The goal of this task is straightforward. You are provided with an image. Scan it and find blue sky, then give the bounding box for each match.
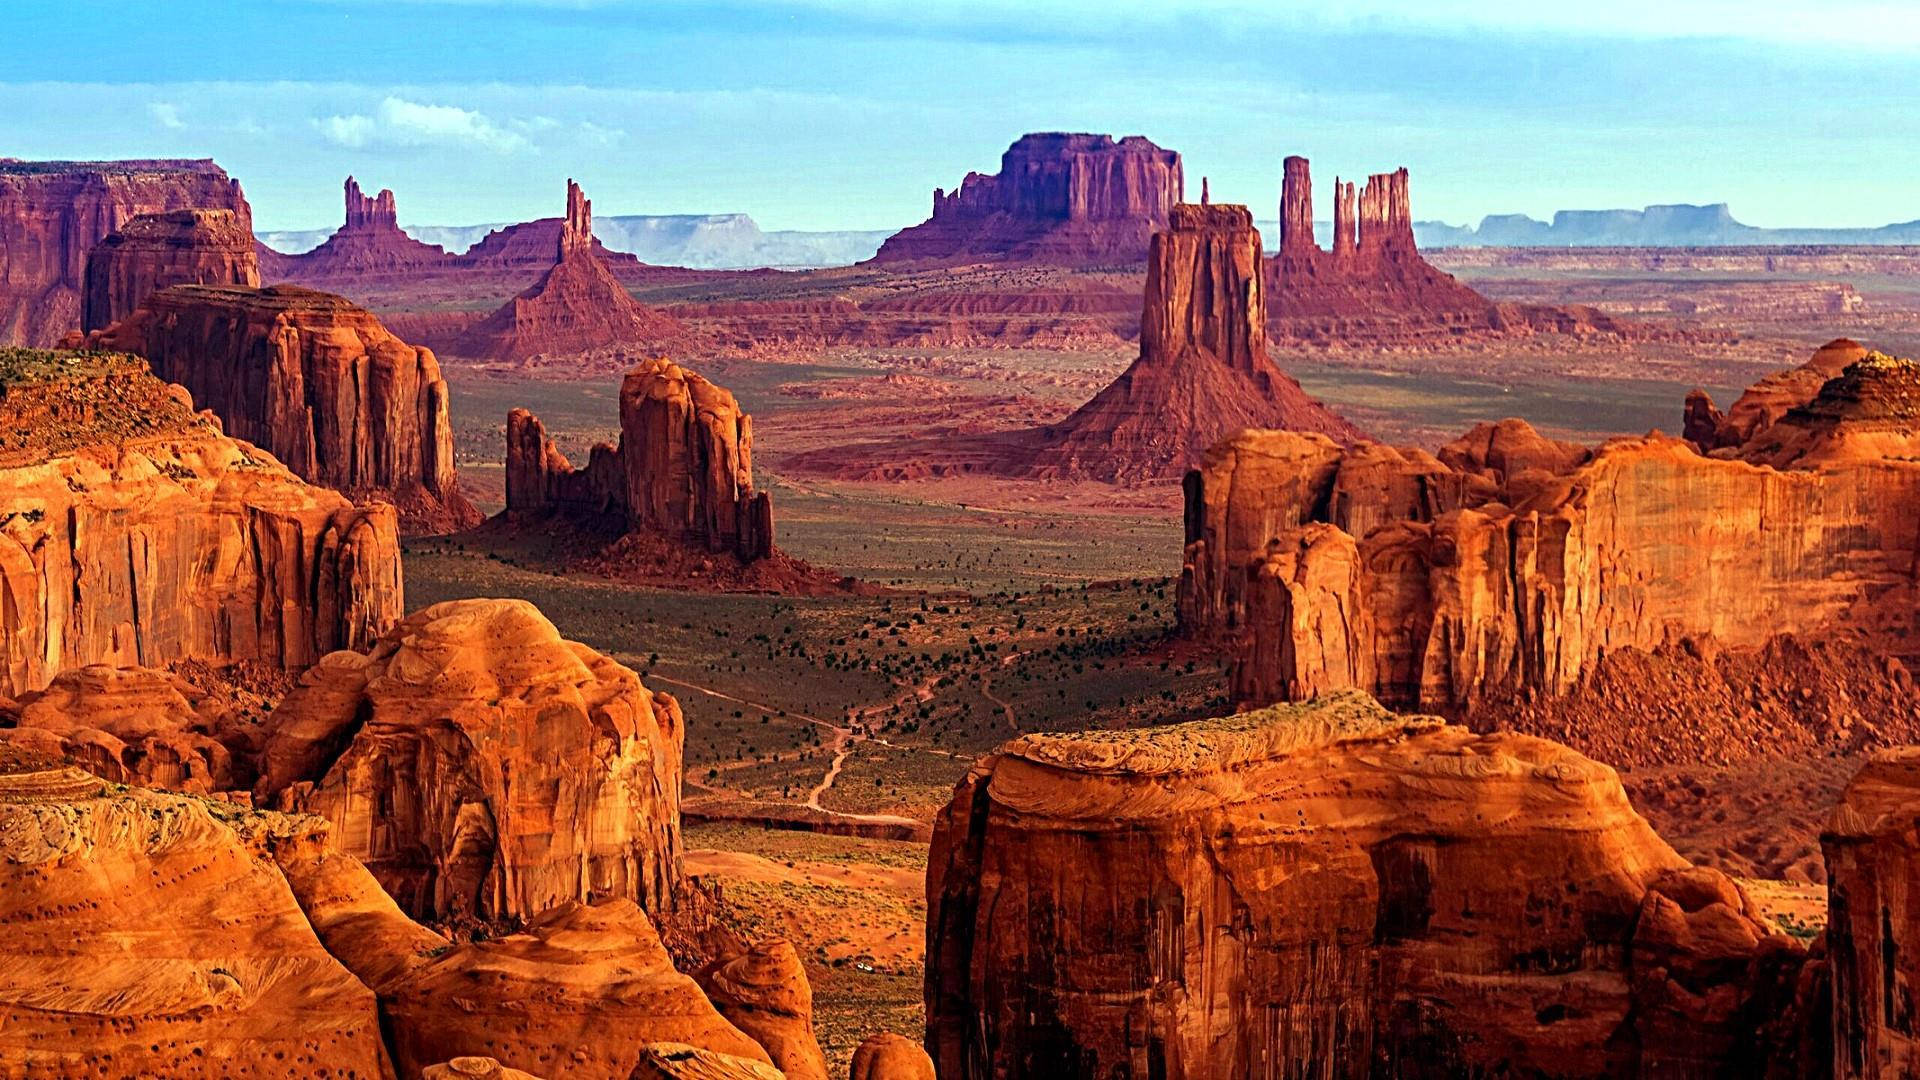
[5,0,1917,232]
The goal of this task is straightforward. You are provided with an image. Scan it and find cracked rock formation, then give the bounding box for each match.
[1179,345,1920,712]
[85,282,480,535]
[926,690,1813,1078]
[80,208,258,332]
[0,349,402,698]
[697,939,828,1080]
[0,158,249,346]
[255,597,684,924]
[868,132,1183,267]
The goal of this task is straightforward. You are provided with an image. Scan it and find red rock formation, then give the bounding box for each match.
[0,754,394,1076]
[1007,203,1364,481]
[81,209,257,332]
[0,158,249,345]
[868,133,1183,267]
[507,358,775,562]
[1687,337,1869,452]
[2,665,253,793]
[426,1059,546,1080]
[454,180,683,362]
[256,598,683,924]
[269,176,456,281]
[631,1044,787,1080]
[0,350,402,697]
[1826,748,1920,1077]
[86,282,480,534]
[1180,344,1920,713]
[696,940,829,1080]
[926,691,1814,1078]
[850,1034,936,1080]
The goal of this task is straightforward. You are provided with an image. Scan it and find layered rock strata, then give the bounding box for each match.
[0,350,402,697]
[869,132,1183,267]
[80,208,258,332]
[85,282,480,534]
[0,158,249,345]
[255,598,683,924]
[697,939,829,1080]
[2,664,252,793]
[926,691,1813,1078]
[1180,346,1920,711]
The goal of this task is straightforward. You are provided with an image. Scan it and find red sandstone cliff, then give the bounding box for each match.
[0,158,249,346]
[267,176,455,281]
[1826,749,1920,1077]
[86,282,480,534]
[0,350,402,698]
[454,180,683,362]
[81,208,258,332]
[868,133,1183,267]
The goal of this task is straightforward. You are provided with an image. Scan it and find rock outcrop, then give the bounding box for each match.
[425,1059,547,1080]
[1826,748,1920,1078]
[926,690,1813,1078]
[0,158,249,346]
[1180,344,1920,712]
[0,349,402,697]
[1686,337,1872,454]
[84,282,480,534]
[80,208,258,332]
[630,1044,786,1080]
[850,1033,936,1080]
[868,133,1183,267]
[2,664,253,793]
[255,598,683,924]
[697,940,828,1080]
[453,180,683,362]
[0,751,394,1076]
[268,176,456,281]
[507,358,775,561]
[1008,203,1363,480]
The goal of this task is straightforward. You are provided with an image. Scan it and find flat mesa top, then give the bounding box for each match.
[0,157,227,177]
[0,347,145,389]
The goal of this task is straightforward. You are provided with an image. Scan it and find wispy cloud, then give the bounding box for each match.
[147,101,184,129]
[317,95,526,152]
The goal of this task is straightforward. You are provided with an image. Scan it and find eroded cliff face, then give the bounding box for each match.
[266,176,456,281]
[1180,347,1920,712]
[85,282,480,535]
[1010,203,1363,481]
[0,351,403,697]
[0,158,249,346]
[1826,749,1920,1078]
[255,598,684,925]
[507,357,775,562]
[869,132,1183,267]
[926,691,1814,1079]
[81,208,258,332]
[2,664,255,793]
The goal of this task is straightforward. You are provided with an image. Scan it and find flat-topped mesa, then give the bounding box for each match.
[0,348,402,696]
[81,208,258,332]
[0,158,250,346]
[1008,202,1363,481]
[508,358,775,561]
[84,283,480,534]
[269,176,455,280]
[926,690,1814,1078]
[342,175,397,230]
[1181,340,1920,714]
[867,132,1183,266]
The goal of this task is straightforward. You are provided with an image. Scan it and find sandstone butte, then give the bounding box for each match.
[253,597,684,926]
[0,158,249,346]
[867,132,1183,267]
[1009,203,1364,481]
[926,689,1820,1078]
[1177,340,1920,713]
[260,176,456,282]
[0,348,402,698]
[453,179,683,362]
[83,282,482,535]
[80,208,258,332]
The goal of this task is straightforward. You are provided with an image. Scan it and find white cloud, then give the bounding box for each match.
[317,95,526,152]
[148,102,184,129]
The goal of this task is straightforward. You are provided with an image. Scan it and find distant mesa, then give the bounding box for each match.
[453,179,685,362]
[867,132,1183,267]
[1424,201,1920,247]
[0,158,249,346]
[81,208,258,332]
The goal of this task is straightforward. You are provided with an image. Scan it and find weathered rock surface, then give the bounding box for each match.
[454,181,683,362]
[869,133,1182,267]
[1687,337,1869,453]
[85,282,480,534]
[0,349,403,697]
[423,1059,546,1080]
[630,1043,787,1080]
[0,158,249,346]
[1009,203,1363,480]
[849,1033,935,1080]
[267,177,456,281]
[1181,345,1920,712]
[81,208,258,332]
[697,939,827,1080]
[256,598,683,924]
[1826,748,1920,1078]
[0,751,394,1077]
[2,664,252,793]
[926,690,1813,1078]
[507,358,775,562]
